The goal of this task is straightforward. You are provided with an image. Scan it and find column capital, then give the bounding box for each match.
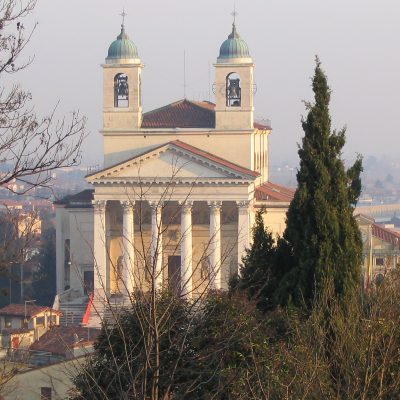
[92,200,107,213]
[179,200,193,214]
[236,200,250,209]
[149,200,163,210]
[207,201,222,211]
[120,200,135,212]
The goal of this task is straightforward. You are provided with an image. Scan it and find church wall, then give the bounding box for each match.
[260,206,289,238]
[252,130,270,184]
[55,206,69,294]
[68,210,94,296]
[102,130,253,171]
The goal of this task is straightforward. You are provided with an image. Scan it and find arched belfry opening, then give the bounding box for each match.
[114,73,129,108]
[226,72,241,107]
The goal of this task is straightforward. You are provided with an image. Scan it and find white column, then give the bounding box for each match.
[237,200,250,275]
[150,201,163,290]
[208,201,222,290]
[180,201,193,299]
[93,200,107,299]
[121,201,135,295]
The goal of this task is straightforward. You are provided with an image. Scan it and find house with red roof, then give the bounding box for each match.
[356,214,400,287]
[0,303,61,358]
[54,21,294,327]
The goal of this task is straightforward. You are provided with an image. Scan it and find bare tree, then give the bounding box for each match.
[63,159,258,399]
[0,0,86,194]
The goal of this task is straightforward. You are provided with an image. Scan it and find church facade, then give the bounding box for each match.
[55,21,294,325]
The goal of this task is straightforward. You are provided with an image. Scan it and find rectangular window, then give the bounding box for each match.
[20,317,27,329]
[36,316,45,326]
[375,258,385,266]
[41,387,52,400]
[168,256,181,295]
[5,317,12,329]
[83,270,94,295]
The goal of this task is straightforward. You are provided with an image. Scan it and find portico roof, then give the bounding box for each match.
[87,140,260,183]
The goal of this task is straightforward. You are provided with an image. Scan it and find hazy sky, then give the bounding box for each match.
[13,0,400,167]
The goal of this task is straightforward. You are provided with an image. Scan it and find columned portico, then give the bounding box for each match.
[180,201,193,299]
[93,200,107,299]
[150,201,163,289]
[121,200,135,295]
[237,200,251,274]
[208,201,222,290]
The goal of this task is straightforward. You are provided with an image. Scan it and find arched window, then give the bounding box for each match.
[114,73,129,108]
[226,72,241,107]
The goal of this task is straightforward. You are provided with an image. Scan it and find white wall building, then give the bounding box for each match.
[55,20,294,327]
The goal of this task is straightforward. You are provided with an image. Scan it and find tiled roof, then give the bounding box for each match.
[254,121,271,130]
[141,99,272,130]
[54,189,94,207]
[255,182,295,202]
[1,328,31,335]
[30,326,100,356]
[0,304,62,318]
[88,139,260,179]
[141,99,215,129]
[372,224,400,247]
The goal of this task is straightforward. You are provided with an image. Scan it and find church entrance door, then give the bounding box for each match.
[168,256,181,294]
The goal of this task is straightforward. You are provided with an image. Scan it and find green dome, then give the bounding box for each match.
[217,23,251,62]
[106,25,139,63]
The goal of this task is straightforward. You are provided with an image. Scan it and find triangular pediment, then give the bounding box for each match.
[87,141,259,184]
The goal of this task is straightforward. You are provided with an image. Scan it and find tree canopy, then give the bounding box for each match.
[275,57,363,308]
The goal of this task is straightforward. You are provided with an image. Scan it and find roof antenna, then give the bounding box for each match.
[183,50,187,99]
[208,62,211,102]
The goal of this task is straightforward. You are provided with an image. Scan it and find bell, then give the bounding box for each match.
[118,81,128,97]
[228,79,240,98]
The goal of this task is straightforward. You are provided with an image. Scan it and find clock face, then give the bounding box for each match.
[212,83,226,96]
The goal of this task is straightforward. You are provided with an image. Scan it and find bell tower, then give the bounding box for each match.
[103,19,143,130]
[214,22,254,130]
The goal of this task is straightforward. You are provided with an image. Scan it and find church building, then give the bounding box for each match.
[55,20,294,326]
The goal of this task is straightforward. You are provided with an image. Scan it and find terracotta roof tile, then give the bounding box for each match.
[30,326,100,356]
[255,182,295,202]
[141,99,215,129]
[141,99,272,130]
[254,121,272,130]
[0,304,61,318]
[372,224,400,247]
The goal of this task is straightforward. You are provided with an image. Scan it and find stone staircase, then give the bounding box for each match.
[60,304,88,326]
[86,292,132,328]
[53,289,90,326]
[59,299,89,326]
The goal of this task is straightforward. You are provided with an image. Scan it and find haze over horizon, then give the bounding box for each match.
[12,0,400,167]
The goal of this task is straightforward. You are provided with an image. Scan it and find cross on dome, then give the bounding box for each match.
[231,4,238,25]
[120,8,127,27]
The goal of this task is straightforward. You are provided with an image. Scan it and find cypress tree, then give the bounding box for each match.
[275,58,363,308]
[239,209,276,311]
